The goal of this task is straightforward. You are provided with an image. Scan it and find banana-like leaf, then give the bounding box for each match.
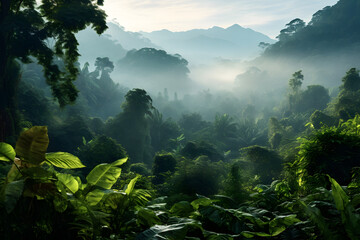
[86,158,127,189]
[136,217,201,240]
[15,126,49,165]
[104,190,127,210]
[125,175,139,195]
[191,197,213,210]
[269,214,300,236]
[137,208,162,227]
[241,231,272,238]
[46,152,85,169]
[86,189,105,206]
[204,230,240,240]
[3,180,25,213]
[170,201,194,217]
[0,142,15,162]
[329,176,360,239]
[328,175,349,211]
[300,201,336,240]
[22,167,54,179]
[57,173,81,194]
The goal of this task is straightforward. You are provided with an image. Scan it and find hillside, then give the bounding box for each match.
[264,0,360,57]
[76,29,127,67]
[76,23,158,66]
[142,24,275,63]
[240,0,360,90]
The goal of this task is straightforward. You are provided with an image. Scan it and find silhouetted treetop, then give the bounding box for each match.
[265,0,360,57]
[118,48,189,74]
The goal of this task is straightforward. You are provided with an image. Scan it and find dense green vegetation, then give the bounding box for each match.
[264,0,360,57]
[1,0,360,239]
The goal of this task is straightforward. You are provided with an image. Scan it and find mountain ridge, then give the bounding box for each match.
[141,24,275,63]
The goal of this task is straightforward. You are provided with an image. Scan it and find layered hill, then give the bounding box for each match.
[142,24,275,63]
[77,23,275,66]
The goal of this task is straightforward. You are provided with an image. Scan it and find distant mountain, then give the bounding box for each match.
[104,22,159,50]
[76,22,158,66]
[76,28,127,67]
[77,23,275,66]
[141,24,276,63]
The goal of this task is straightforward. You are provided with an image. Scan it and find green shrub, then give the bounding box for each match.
[152,153,177,184]
[180,141,224,162]
[76,135,127,174]
[240,145,284,184]
[166,156,225,196]
[295,115,360,189]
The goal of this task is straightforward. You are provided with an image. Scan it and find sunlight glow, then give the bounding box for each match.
[102,0,338,37]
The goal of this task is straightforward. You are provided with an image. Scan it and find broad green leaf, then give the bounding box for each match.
[329,178,360,239]
[3,180,25,213]
[269,214,300,236]
[241,231,271,238]
[15,126,49,165]
[191,197,213,210]
[86,189,105,206]
[136,217,201,240]
[104,190,127,210]
[53,194,68,213]
[137,208,161,227]
[86,158,127,189]
[46,152,85,169]
[231,209,266,227]
[131,189,152,206]
[204,230,240,240]
[352,194,360,207]
[300,201,336,240]
[111,158,128,167]
[125,175,139,195]
[328,175,349,211]
[170,201,193,217]
[22,167,54,179]
[0,142,15,162]
[57,173,80,194]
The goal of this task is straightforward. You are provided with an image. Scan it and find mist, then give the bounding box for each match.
[4,0,360,238]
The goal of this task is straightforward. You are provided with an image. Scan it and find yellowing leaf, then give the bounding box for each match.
[15,126,49,165]
[86,158,128,189]
[0,142,15,162]
[57,173,80,194]
[125,175,139,195]
[46,152,85,169]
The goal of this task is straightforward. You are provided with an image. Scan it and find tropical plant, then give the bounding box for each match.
[240,145,284,184]
[76,135,127,174]
[105,89,154,164]
[294,115,360,190]
[0,126,151,239]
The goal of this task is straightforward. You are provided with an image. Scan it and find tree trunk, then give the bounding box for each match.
[0,0,18,143]
[0,61,20,143]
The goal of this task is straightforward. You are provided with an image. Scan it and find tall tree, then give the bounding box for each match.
[341,68,360,92]
[276,18,305,42]
[288,70,304,112]
[0,0,107,141]
[105,89,154,164]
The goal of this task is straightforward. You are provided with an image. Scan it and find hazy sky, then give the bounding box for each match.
[102,0,338,38]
